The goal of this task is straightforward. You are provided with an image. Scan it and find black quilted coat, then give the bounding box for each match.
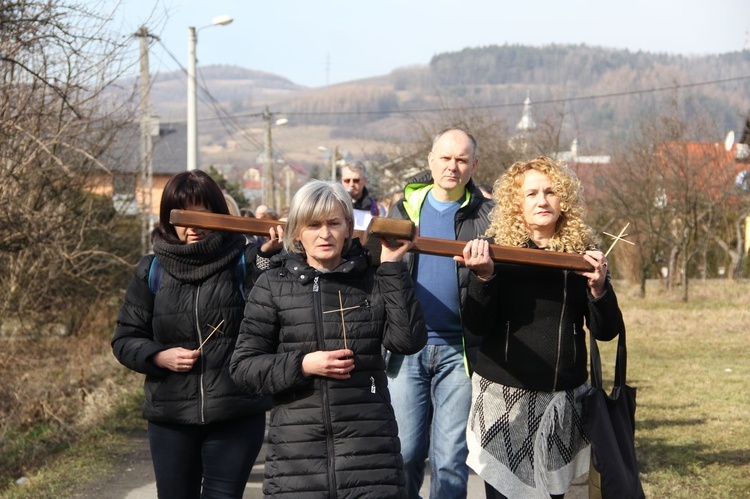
[230,242,426,498]
[112,244,266,424]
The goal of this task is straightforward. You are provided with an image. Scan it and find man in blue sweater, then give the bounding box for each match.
[387,128,493,498]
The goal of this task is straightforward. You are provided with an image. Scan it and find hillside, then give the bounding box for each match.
[141,44,750,174]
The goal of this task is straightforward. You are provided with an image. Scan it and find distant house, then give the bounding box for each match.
[242,161,308,210]
[88,121,187,218]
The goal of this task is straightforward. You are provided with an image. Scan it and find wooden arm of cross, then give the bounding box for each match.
[169,210,594,272]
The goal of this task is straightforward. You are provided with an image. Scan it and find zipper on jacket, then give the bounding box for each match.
[194,284,207,424]
[370,376,376,394]
[312,275,338,497]
[573,322,578,364]
[552,271,568,391]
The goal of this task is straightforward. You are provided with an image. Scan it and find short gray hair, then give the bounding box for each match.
[342,161,367,180]
[284,180,354,256]
[432,127,479,162]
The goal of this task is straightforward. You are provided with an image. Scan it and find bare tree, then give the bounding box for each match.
[602,102,745,300]
[0,0,141,329]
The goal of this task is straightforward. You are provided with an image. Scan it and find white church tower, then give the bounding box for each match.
[516,91,537,132]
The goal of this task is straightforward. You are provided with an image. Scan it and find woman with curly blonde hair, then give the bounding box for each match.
[486,156,596,253]
[455,157,625,499]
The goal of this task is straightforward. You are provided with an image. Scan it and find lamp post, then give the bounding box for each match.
[262,106,288,206]
[318,145,339,182]
[187,15,233,171]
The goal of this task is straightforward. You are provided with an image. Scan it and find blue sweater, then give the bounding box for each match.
[415,192,462,345]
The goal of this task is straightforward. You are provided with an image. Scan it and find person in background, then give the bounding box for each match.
[341,161,382,229]
[254,204,269,218]
[459,156,624,499]
[230,180,426,498]
[476,182,493,199]
[112,170,282,499]
[224,192,241,217]
[259,208,281,221]
[387,127,493,498]
[239,207,262,247]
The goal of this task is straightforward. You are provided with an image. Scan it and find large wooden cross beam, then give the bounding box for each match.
[170,210,594,272]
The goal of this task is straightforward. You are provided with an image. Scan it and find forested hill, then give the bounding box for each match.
[271,44,750,146]
[147,44,750,150]
[427,44,748,86]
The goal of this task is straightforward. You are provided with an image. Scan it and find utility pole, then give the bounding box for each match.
[261,107,288,207]
[187,16,233,171]
[187,26,198,171]
[331,145,339,182]
[136,26,154,255]
[263,106,274,207]
[284,167,292,209]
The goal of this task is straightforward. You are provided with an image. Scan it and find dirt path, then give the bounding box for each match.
[72,429,589,498]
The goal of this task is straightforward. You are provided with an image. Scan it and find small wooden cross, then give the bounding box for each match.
[323,291,356,349]
[198,319,225,350]
[603,223,635,257]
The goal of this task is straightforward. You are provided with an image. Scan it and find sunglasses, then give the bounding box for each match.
[342,178,361,184]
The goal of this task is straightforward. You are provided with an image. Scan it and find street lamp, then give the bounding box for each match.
[318,145,340,182]
[263,106,288,206]
[187,15,233,171]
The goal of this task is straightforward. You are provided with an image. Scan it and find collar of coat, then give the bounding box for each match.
[272,239,371,283]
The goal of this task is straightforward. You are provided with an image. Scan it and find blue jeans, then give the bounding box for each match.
[148,413,265,499]
[387,344,472,499]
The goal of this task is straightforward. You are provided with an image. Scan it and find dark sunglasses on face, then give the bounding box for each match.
[342,178,361,184]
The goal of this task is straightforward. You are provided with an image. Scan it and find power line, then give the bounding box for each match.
[154,39,267,154]
[272,73,750,118]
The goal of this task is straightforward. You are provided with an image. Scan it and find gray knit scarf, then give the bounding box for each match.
[152,231,246,283]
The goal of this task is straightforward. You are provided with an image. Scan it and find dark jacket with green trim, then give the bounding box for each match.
[387,171,493,371]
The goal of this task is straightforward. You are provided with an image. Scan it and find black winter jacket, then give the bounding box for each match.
[112,244,266,424]
[387,171,493,369]
[352,186,381,216]
[464,255,625,392]
[229,243,426,498]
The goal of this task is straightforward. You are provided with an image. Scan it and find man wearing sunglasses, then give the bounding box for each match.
[341,161,382,229]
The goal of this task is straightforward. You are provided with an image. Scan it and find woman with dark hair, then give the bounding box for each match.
[459,157,625,499]
[230,180,427,498]
[113,170,282,499]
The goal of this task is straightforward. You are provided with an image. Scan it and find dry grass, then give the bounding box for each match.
[0,296,143,493]
[604,279,750,498]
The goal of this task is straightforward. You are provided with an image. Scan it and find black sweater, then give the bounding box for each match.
[464,260,624,392]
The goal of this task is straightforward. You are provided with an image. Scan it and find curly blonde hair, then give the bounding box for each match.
[486,156,598,253]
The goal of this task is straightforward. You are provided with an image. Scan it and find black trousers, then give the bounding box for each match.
[148,413,265,499]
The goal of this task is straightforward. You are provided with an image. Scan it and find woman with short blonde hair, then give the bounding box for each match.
[231,180,427,497]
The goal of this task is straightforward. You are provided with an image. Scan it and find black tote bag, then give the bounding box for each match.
[581,327,645,499]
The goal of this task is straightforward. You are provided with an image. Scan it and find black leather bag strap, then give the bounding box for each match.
[589,327,628,390]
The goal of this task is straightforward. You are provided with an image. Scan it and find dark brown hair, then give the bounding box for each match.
[152,170,229,244]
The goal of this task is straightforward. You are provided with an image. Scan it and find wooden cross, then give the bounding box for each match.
[198,319,225,350]
[170,210,594,272]
[322,291,353,349]
[603,223,635,257]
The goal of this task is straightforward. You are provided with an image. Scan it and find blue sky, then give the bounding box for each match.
[109,0,750,87]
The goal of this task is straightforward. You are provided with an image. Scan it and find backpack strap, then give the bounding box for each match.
[147,256,162,295]
[236,251,247,297]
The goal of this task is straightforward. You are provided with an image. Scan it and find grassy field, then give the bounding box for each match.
[607,279,750,498]
[1,279,748,497]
